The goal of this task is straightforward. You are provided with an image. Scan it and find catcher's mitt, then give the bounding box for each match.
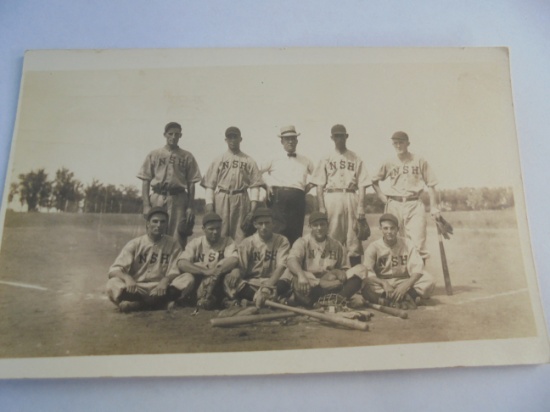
[240,211,256,237]
[177,214,195,238]
[196,275,221,310]
[435,215,453,240]
[353,217,371,241]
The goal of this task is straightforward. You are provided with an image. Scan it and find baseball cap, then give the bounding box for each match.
[164,122,182,133]
[379,213,399,227]
[146,206,169,221]
[252,207,272,221]
[331,124,347,135]
[309,211,328,225]
[391,131,409,142]
[225,126,241,137]
[202,212,222,226]
[278,125,300,138]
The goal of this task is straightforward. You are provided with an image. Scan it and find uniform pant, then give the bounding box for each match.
[269,187,306,245]
[386,198,429,259]
[106,274,194,307]
[223,269,270,300]
[214,191,250,243]
[324,192,362,258]
[364,271,436,299]
[149,191,189,239]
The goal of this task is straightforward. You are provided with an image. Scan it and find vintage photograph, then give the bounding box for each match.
[0,48,547,378]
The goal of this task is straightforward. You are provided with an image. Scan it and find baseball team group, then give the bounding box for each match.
[106,122,441,314]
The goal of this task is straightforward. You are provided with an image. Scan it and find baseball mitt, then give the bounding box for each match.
[240,211,256,237]
[196,275,221,310]
[353,217,371,241]
[435,215,454,240]
[177,214,195,238]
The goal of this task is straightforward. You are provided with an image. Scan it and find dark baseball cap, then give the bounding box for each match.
[164,122,182,133]
[146,206,169,221]
[379,213,399,227]
[202,212,222,226]
[225,126,241,137]
[309,211,328,225]
[391,131,409,141]
[253,207,272,221]
[331,124,347,135]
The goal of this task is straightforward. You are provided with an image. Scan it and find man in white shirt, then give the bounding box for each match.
[260,125,314,245]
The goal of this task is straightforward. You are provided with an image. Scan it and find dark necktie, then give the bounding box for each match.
[287,152,297,158]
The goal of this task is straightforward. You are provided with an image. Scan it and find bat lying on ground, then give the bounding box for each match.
[210,311,297,327]
[366,302,408,319]
[265,300,369,331]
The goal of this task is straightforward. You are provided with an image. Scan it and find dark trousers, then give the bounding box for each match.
[270,187,306,245]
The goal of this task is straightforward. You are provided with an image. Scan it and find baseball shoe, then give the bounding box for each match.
[402,294,418,310]
[414,296,426,307]
[221,297,240,308]
[118,301,143,313]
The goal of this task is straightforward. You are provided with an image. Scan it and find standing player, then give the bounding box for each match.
[277,211,354,307]
[137,122,201,247]
[354,213,435,309]
[223,208,290,307]
[201,127,263,244]
[105,207,189,312]
[168,212,239,310]
[372,131,440,260]
[311,124,371,266]
[260,125,314,245]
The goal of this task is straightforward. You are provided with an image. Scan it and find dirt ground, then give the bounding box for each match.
[0,209,537,358]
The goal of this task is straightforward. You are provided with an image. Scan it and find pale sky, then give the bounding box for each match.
[8,49,520,199]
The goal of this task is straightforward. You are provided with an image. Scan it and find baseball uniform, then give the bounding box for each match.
[279,233,348,304]
[261,152,314,245]
[169,235,239,303]
[224,232,290,297]
[106,234,189,306]
[373,153,438,259]
[311,149,371,258]
[201,150,263,243]
[137,146,201,239]
[363,236,435,298]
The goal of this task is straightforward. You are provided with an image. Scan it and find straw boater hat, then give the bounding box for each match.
[278,125,300,138]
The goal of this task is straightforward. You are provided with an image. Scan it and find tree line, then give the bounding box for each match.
[9,168,514,214]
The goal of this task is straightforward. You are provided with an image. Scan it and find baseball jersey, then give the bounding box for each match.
[288,234,347,277]
[137,145,202,191]
[201,150,263,191]
[373,153,438,197]
[108,234,181,282]
[238,233,290,279]
[364,236,424,280]
[311,149,371,189]
[260,153,314,190]
[174,235,237,271]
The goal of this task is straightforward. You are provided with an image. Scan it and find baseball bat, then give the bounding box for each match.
[436,224,453,295]
[265,300,369,331]
[366,303,408,319]
[210,311,297,327]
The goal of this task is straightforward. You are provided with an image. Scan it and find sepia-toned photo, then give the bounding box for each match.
[0,48,547,379]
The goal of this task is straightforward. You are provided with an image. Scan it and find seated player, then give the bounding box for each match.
[350,213,435,309]
[105,207,187,312]
[223,207,290,307]
[169,212,239,309]
[277,211,357,307]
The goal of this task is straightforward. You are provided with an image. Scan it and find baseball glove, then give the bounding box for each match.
[353,217,371,241]
[240,211,256,237]
[177,214,195,238]
[435,215,454,240]
[196,275,221,310]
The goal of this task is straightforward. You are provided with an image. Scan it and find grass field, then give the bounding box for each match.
[0,209,538,358]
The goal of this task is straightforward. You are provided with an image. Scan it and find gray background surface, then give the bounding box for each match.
[1,1,549,410]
